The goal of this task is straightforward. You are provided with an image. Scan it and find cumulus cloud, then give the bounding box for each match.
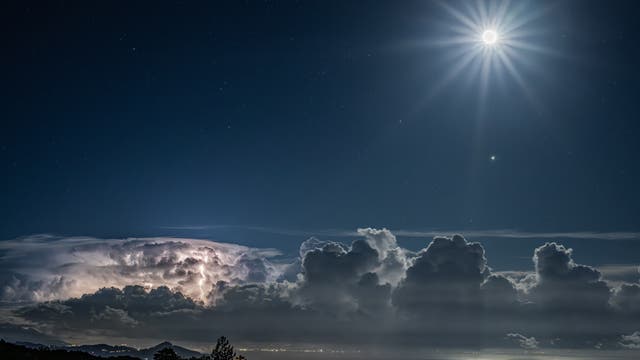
[392,235,489,314]
[528,243,611,312]
[357,228,409,286]
[295,238,382,314]
[611,284,640,313]
[2,231,640,351]
[481,274,518,307]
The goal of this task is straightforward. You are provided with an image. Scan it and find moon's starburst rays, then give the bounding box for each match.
[425,46,484,101]
[440,2,483,34]
[496,47,541,110]
[475,48,493,118]
[501,38,564,58]
[416,0,554,111]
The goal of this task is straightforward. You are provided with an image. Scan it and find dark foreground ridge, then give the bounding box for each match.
[0,336,247,360]
[0,340,138,360]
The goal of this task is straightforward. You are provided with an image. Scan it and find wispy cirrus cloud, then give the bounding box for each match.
[161,225,640,241]
[392,229,640,240]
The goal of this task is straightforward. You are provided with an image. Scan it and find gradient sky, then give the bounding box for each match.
[2,0,638,230]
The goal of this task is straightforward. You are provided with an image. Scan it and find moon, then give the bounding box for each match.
[482,29,498,45]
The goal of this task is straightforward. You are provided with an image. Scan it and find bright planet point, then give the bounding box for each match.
[482,29,498,45]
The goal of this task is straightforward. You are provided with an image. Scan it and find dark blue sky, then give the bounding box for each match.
[2,0,640,265]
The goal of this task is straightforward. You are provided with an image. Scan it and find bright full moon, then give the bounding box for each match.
[424,1,551,106]
[482,29,498,45]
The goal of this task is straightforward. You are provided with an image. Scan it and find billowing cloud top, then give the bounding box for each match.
[0,235,281,303]
[1,230,640,352]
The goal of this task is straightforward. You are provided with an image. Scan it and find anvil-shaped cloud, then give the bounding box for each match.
[0,235,282,303]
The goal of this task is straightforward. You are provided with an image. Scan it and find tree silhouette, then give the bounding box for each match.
[154,347,180,360]
[211,336,235,360]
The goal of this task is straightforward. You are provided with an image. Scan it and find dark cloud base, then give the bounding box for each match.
[1,230,640,352]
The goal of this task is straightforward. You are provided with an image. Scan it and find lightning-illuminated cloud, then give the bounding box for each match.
[0,235,282,304]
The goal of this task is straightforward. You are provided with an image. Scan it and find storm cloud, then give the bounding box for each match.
[0,235,282,303]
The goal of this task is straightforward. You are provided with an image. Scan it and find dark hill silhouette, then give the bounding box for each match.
[0,339,139,360]
[138,341,202,359]
[1,339,203,359]
[65,341,201,358]
[63,343,141,357]
[1,336,247,360]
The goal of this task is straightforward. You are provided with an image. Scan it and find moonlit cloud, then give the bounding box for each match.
[620,332,640,349]
[506,333,540,350]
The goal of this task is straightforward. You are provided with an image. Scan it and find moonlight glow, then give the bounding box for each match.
[482,29,498,45]
[419,1,554,109]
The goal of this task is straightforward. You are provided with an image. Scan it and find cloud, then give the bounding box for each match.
[392,235,489,314]
[620,332,640,349]
[481,274,518,307]
[528,242,611,312]
[357,228,409,286]
[387,235,524,347]
[0,235,282,304]
[598,265,640,285]
[506,333,539,349]
[2,230,640,351]
[14,285,202,341]
[0,272,76,304]
[295,238,382,314]
[90,306,139,328]
[611,284,640,313]
[357,228,397,260]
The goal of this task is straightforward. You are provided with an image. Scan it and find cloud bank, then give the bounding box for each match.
[1,230,640,351]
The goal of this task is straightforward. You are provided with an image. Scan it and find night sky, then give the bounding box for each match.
[2,0,640,355]
[4,0,639,236]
